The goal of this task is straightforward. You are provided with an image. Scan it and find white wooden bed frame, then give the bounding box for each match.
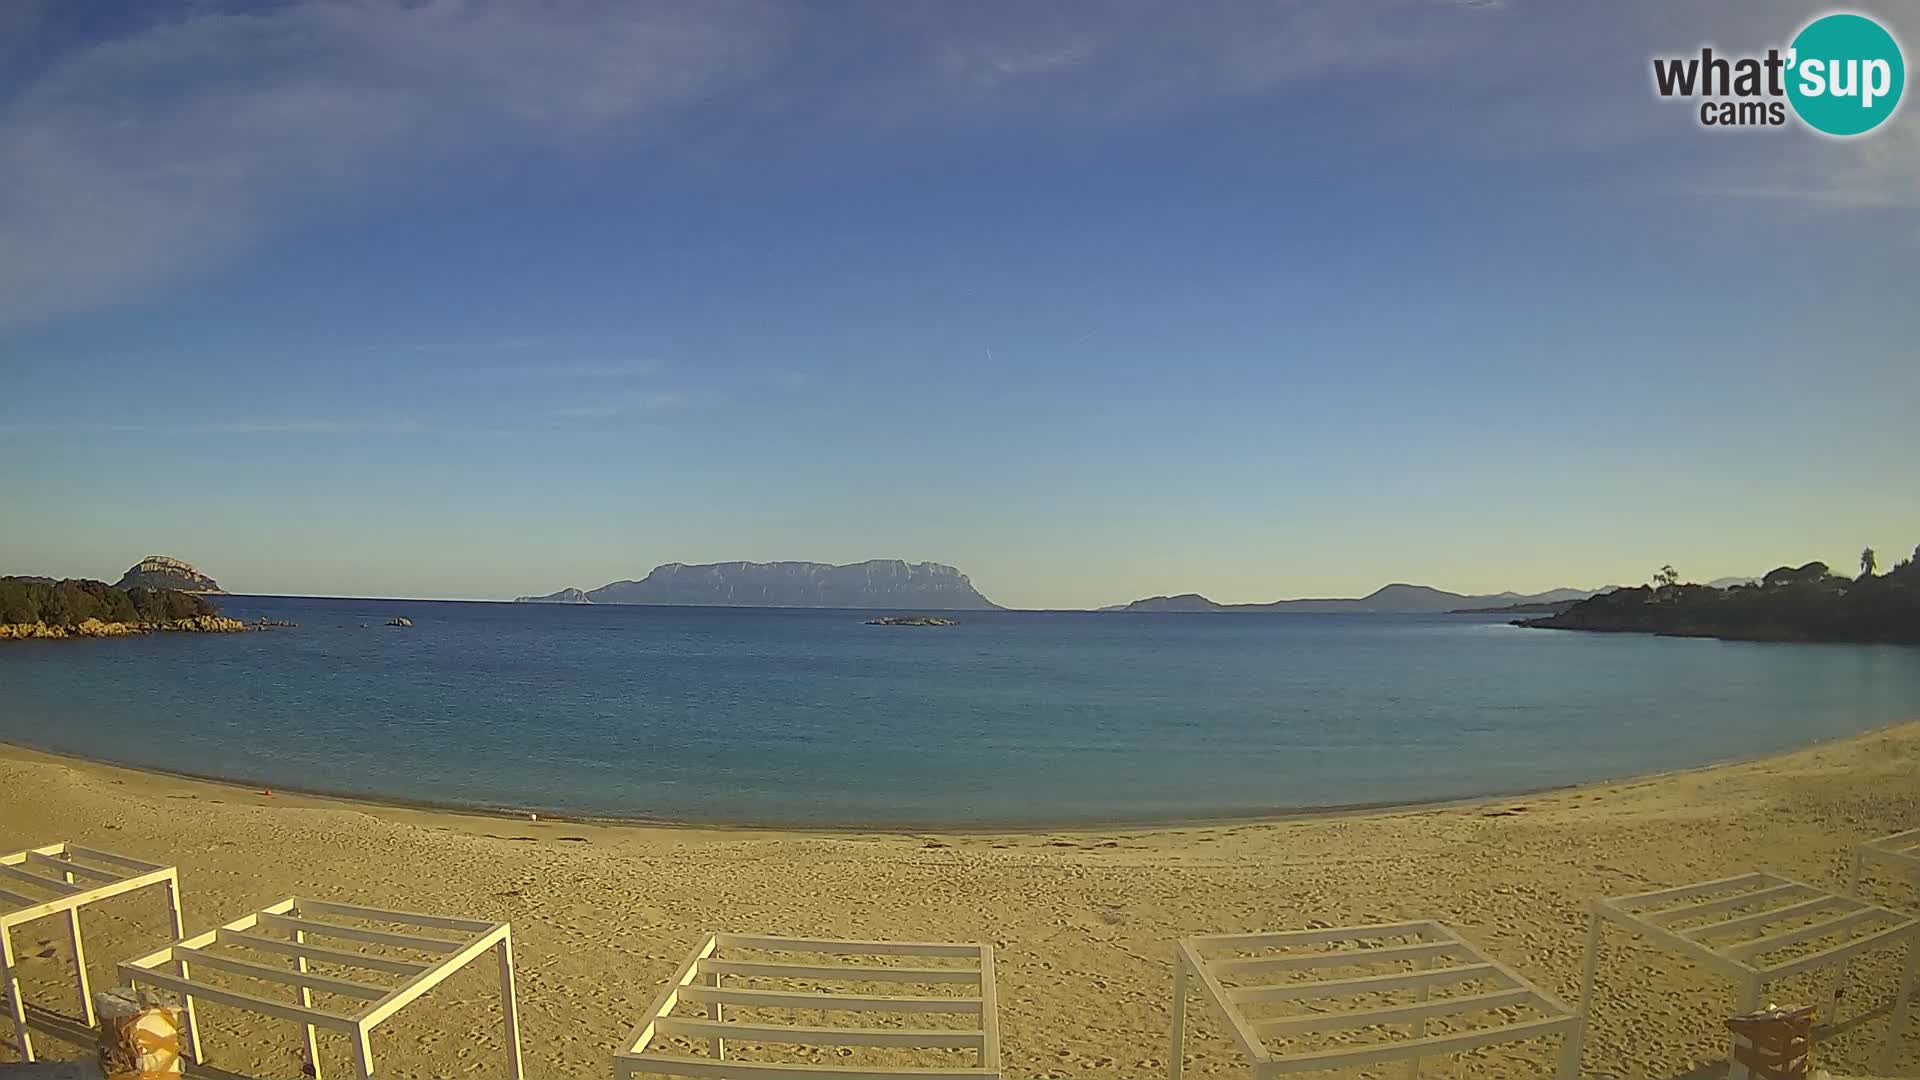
[1580,872,1918,1073]
[0,841,184,1063]
[118,896,524,1080]
[1854,828,1920,895]
[615,932,1000,1080]
[1170,920,1580,1079]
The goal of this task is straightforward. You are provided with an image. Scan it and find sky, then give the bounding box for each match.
[2,0,1917,610]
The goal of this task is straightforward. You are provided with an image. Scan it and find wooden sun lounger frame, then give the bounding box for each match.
[118,896,524,1080]
[1580,872,1920,1074]
[1854,827,1920,894]
[615,932,1000,1080]
[1170,920,1580,1079]
[0,841,185,1063]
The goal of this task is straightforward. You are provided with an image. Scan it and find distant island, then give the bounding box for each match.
[1449,599,1583,616]
[866,616,958,626]
[1,576,244,640]
[518,560,999,610]
[115,554,224,594]
[1106,583,1600,615]
[1519,550,1919,645]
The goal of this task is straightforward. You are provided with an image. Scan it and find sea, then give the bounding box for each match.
[1,595,1916,828]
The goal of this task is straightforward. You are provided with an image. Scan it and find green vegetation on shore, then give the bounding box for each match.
[0,577,243,640]
[1519,546,1920,644]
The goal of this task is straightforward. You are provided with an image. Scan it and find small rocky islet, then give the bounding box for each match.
[864,615,958,627]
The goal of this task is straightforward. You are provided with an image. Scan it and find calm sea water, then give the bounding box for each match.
[1,596,1917,826]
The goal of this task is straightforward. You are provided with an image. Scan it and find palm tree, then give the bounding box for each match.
[1860,547,1878,579]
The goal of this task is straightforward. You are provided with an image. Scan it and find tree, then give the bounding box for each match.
[1860,547,1878,579]
[1653,565,1679,588]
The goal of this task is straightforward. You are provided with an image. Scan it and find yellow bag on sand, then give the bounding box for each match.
[95,988,183,1079]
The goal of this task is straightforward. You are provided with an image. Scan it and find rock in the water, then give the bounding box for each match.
[387,617,413,627]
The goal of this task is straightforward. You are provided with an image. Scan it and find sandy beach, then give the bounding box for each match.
[1,724,1917,1079]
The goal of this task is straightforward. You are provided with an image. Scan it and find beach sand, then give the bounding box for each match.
[1,724,1917,1079]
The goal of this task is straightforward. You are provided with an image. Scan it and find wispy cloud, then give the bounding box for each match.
[481,358,667,381]
[2,0,1912,333]
[0,416,426,435]
[544,392,687,420]
[0,1,785,327]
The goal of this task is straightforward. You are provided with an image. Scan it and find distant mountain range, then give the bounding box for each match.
[517,560,999,609]
[1104,583,1602,614]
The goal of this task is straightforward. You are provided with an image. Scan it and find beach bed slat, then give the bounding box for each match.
[1173,923,1577,1080]
[1683,895,1855,940]
[1264,1015,1576,1074]
[1188,921,1439,952]
[1645,882,1816,925]
[257,912,466,952]
[180,951,391,998]
[619,934,999,1080]
[658,1017,986,1049]
[1725,908,1884,960]
[216,929,433,974]
[295,897,496,933]
[56,845,169,873]
[1210,939,1465,976]
[1762,918,1919,978]
[1611,872,1769,907]
[23,851,123,883]
[126,967,361,1029]
[0,863,81,895]
[714,933,984,958]
[1253,985,1537,1035]
[680,985,984,1013]
[700,958,982,983]
[122,896,524,1080]
[619,1057,991,1080]
[1226,962,1501,1004]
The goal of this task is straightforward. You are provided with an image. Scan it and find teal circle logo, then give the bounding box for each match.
[1787,13,1905,136]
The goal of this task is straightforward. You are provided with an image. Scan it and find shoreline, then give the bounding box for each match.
[3,718,1906,835]
[4,719,1918,1077]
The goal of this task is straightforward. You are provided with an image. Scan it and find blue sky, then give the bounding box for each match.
[2,1,1916,609]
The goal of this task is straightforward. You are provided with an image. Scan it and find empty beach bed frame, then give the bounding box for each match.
[615,932,1000,1080]
[1,842,185,1063]
[1581,872,1918,1072]
[1854,828,1920,894]
[1170,921,1581,1079]
[119,897,524,1080]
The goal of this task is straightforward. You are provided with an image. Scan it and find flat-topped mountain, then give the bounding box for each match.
[516,587,591,604]
[518,560,999,610]
[115,555,224,594]
[1109,583,1598,614]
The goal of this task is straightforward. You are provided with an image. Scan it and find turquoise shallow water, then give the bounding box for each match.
[1,596,1917,826]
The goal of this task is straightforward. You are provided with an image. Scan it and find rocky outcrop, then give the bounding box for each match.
[0,615,246,640]
[521,560,999,609]
[114,555,224,594]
